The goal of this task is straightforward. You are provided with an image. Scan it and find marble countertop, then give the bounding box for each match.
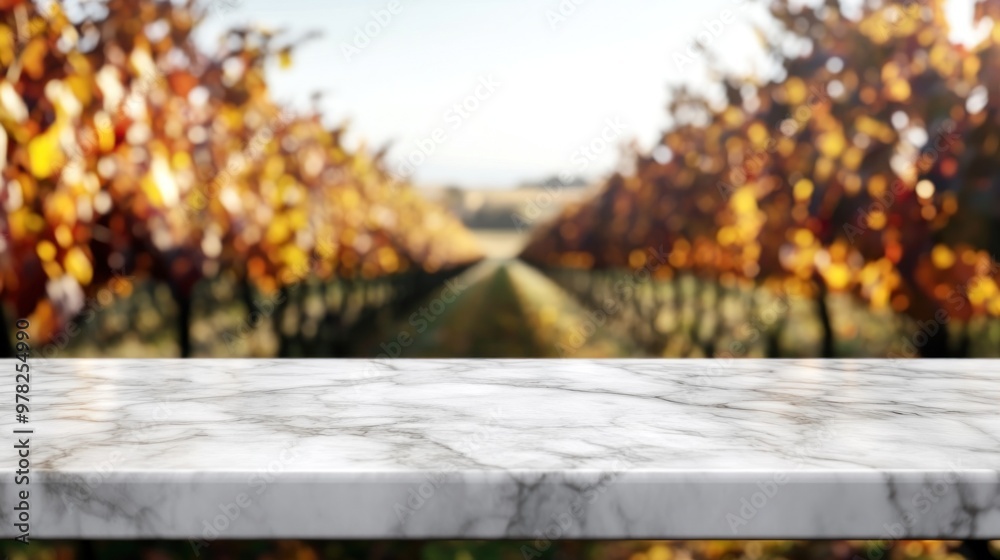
[2,358,999,540]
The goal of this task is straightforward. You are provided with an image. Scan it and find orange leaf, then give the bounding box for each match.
[168,71,199,98]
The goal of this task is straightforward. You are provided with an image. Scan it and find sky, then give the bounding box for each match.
[195,0,982,189]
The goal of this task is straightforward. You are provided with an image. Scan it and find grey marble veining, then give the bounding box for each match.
[1,358,999,540]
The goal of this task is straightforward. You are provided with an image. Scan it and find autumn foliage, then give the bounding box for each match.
[0,0,481,354]
[522,0,1000,357]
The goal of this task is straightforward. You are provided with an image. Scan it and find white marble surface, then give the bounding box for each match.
[1,358,999,540]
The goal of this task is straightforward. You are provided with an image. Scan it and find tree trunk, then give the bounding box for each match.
[766,327,783,357]
[756,288,785,358]
[0,305,13,358]
[957,323,972,357]
[318,280,340,355]
[957,540,995,560]
[703,281,720,357]
[240,272,256,317]
[274,286,292,358]
[813,276,835,358]
[919,321,952,358]
[78,541,100,560]
[171,286,193,358]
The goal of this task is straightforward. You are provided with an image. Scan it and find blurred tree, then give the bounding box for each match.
[0,0,480,356]
[522,0,1000,357]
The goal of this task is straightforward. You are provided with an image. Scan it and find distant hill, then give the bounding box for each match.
[518,175,590,189]
[419,183,599,231]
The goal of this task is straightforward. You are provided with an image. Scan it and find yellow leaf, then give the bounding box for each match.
[64,247,93,285]
[266,216,291,245]
[717,226,737,246]
[969,278,997,306]
[0,24,13,67]
[818,130,845,158]
[730,187,757,215]
[279,245,309,278]
[931,245,955,269]
[866,178,888,201]
[842,146,863,171]
[648,544,672,560]
[27,125,65,179]
[340,189,360,208]
[65,75,92,106]
[963,54,981,81]
[885,79,911,102]
[287,209,307,229]
[793,228,814,247]
[55,224,73,247]
[37,240,57,262]
[793,178,814,201]
[867,210,887,230]
[785,77,808,105]
[47,191,77,225]
[881,61,900,82]
[21,37,48,80]
[42,261,64,280]
[747,122,769,147]
[823,263,852,290]
[95,112,115,152]
[377,247,399,273]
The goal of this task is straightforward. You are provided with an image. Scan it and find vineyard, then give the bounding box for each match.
[0,0,481,358]
[2,1,1000,559]
[4,0,1000,360]
[2,0,1000,363]
[522,0,1000,358]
